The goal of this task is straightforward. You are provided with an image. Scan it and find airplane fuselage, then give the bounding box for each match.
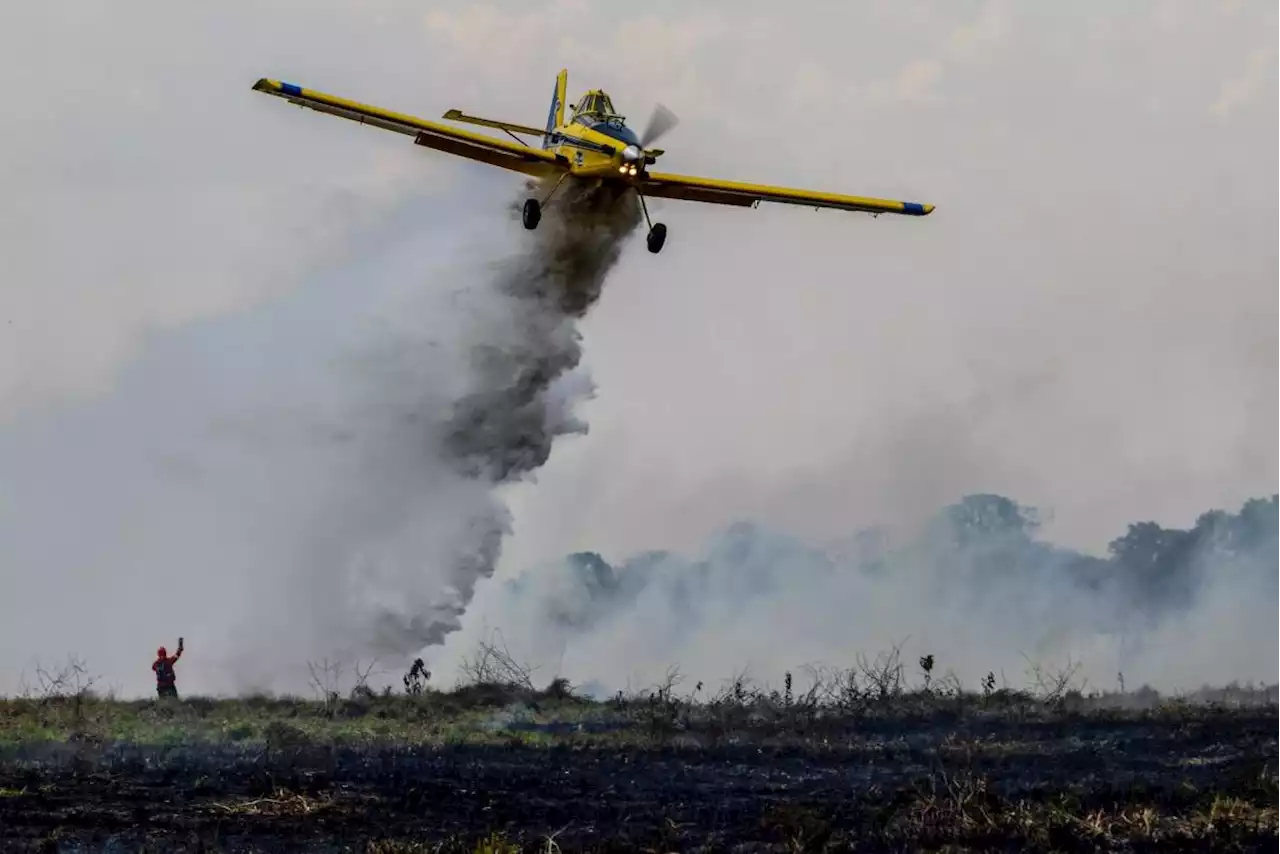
[544,118,649,181]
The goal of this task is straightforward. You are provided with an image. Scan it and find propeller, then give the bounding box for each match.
[639,102,679,150]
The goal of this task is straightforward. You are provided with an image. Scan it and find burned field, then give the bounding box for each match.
[1,670,1276,853]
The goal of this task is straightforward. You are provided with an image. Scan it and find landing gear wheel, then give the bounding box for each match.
[646,222,667,254]
[522,198,541,230]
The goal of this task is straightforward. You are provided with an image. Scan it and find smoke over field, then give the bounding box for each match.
[429,493,1279,696]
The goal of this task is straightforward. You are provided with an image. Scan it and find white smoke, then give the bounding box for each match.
[0,176,643,699]
[427,496,1279,697]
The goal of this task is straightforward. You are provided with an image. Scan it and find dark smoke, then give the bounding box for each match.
[445,180,641,481]
[366,178,642,655]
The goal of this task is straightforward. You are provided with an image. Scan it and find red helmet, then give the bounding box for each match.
[157,647,167,658]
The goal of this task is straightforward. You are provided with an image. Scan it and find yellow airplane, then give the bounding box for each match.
[252,69,934,254]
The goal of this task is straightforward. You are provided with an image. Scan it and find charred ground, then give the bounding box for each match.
[2,654,1275,853]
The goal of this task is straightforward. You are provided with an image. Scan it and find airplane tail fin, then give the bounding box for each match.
[543,69,568,148]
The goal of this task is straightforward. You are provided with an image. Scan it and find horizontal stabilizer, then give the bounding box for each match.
[441,109,548,138]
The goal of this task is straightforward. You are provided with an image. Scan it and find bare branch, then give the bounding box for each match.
[459,630,535,690]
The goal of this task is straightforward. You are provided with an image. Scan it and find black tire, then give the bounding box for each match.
[646,222,667,254]
[522,198,541,230]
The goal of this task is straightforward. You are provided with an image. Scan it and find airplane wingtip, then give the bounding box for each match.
[253,79,303,97]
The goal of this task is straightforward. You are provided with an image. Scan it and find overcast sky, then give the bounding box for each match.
[1,1,1275,695]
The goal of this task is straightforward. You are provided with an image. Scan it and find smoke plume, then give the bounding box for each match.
[356,178,642,659]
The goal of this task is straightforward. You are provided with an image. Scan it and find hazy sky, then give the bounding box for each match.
[1,1,1275,695]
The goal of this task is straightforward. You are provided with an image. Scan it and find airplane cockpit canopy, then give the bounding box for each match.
[571,90,641,147]
[573,91,619,120]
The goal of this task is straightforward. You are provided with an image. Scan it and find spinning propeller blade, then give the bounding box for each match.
[640,103,679,150]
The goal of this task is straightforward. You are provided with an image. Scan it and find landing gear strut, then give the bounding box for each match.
[637,188,667,254]
[522,172,570,231]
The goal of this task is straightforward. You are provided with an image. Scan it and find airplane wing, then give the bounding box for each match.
[252,79,568,177]
[640,172,934,216]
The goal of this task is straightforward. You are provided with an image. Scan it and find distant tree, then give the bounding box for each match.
[913,494,1043,584]
[1212,495,1278,557]
[565,552,618,596]
[545,552,619,629]
[1109,521,1196,602]
[943,494,1041,546]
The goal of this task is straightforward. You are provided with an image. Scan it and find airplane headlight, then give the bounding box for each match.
[619,166,628,173]
[628,166,638,176]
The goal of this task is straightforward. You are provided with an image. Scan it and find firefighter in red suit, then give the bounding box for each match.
[153,637,184,699]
